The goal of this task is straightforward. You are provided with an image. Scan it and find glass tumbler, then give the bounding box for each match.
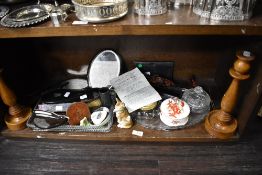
[210,0,257,21]
[192,0,207,16]
[193,0,257,21]
[181,86,211,114]
[50,6,67,27]
[134,0,168,15]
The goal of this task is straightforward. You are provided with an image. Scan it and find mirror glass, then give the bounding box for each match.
[88,50,121,88]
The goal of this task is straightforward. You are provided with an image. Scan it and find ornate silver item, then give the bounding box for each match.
[134,0,167,16]
[211,0,244,21]
[0,6,9,18]
[210,0,254,21]
[0,4,53,27]
[72,0,128,23]
[193,0,257,21]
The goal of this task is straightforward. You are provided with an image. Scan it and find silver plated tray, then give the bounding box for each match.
[0,4,53,27]
[26,106,114,132]
[0,6,9,18]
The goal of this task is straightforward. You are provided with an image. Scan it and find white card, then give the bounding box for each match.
[64,92,70,97]
[72,21,88,25]
[132,130,143,137]
[55,105,63,111]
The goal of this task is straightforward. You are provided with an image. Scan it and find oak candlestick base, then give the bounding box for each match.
[4,106,32,131]
[205,110,237,139]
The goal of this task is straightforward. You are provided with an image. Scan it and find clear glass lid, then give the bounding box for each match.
[182,86,211,113]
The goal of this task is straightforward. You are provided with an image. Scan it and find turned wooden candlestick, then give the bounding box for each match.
[0,69,32,131]
[205,51,255,139]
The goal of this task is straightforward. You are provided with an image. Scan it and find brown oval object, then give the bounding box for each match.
[66,102,91,125]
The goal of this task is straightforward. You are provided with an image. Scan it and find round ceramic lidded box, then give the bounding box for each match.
[160,97,190,126]
[134,0,168,15]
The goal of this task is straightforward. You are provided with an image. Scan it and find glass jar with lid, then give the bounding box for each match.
[182,86,211,113]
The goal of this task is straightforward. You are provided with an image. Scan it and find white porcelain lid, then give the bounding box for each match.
[160,97,190,120]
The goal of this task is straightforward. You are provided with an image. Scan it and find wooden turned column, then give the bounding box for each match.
[0,69,32,130]
[205,51,255,139]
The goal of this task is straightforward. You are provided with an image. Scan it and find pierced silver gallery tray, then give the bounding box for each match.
[0,4,53,27]
[72,0,128,23]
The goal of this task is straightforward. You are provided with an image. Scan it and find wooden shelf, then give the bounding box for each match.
[0,2,260,142]
[0,80,231,142]
[0,121,239,142]
[0,4,262,38]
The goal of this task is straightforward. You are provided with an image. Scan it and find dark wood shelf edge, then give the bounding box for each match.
[0,122,239,142]
[0,25,262,38]
[1,2,262,38]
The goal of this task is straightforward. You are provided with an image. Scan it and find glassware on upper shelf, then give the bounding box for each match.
[192,0,257,21]
[169,0,193,6]
[134,0,168,15]
[181,86,211,114]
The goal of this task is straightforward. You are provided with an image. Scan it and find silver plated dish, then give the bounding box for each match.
[72,0,128,23]
[0,4,53,27]
[0,6,9,18]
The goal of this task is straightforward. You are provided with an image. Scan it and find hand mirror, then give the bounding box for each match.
[87,50,122,88]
